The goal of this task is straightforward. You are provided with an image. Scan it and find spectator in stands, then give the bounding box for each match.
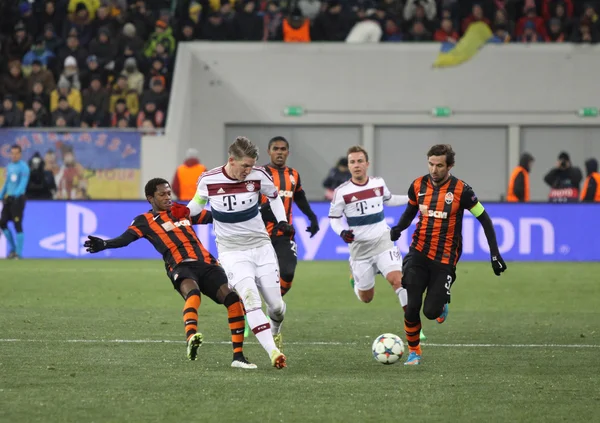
[571,19,598,43]
[580,158,600,202]
[136,99,164,128]
[27,82,51,111]
[22,38,55,72]
[88,27,117,69]
[128,0,155,40]
[26,152,56,200]
[312,1,353,41]
[5,22,32,62]
[80,55,104,88]
[118,22,144,54]
[92,4,119,37]
[42,24,63,56]
[547,18,566,41]
[405,2,437,34]
[323,157,351,200]
[26,60,55,95]
[82,74,109,113]
[111,98,134,127]
[405,20,432,41]
[176,20,197,42]
[199,12,235,41]
[461,4,490,34]
[2,95,24,127]
[142,77,169,112]
[382,18,403,42]
[63,3,94,47]
[52,96,80,127]
[275,8,311,42]
[31,97,51,126]
[233,0,264,41]
[172,148,207,201]
[144,20,176,58]
[58,56,82,91]
[23,108,42,128]
[57,34,89,72]
[109,74,139,115]
[40,2,65,38]
[493,8,515,37]
[547,1,573,36]
[1,60,29,104]
[516,6,548,39]
[434,18,459,42]
[264,1,284,40]
[346,9,383,43]
[297,0,320,22]
[219,1,236,24]
[51,79,82,113]
[507,152,534,202]
[518,20,544,42]
[81,102,106,127]
[122,57,144,95]
[582,3,599,32]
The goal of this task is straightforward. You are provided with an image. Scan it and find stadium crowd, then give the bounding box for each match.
[0,0,597,130]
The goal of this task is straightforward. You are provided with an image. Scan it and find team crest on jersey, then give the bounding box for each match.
[246,182,256,192]
[445,192,454,204]
[373,188,381,197]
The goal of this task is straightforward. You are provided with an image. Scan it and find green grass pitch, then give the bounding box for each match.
[1,260,599,422]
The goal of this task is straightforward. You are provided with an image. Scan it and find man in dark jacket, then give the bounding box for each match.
[26,152,56,199]
[544,151,583,203]
[323,157,351,200]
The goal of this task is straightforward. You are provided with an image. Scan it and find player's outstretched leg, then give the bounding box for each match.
[236,278,286,369]
[386,269,427,342]
[223,292,257,369]
[260,280,287,352]
[183,289,203,360]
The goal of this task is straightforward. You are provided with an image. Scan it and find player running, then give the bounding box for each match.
[390,144,507,366]
[260,136,320,297]
[185,136,292,369]
[328,146,420,331]
[84,178,256,369]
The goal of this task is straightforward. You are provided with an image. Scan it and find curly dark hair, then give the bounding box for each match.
[427,144,455,167]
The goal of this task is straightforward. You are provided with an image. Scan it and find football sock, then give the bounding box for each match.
[246,308,278,354]
[224,294,245,357]
[395,287,408,308]
[404,317,422,355]
[353,283,361,301]
[2,229,15,253]
[15,232,24,256]
[269,301,286,336]
[183,289,201,341]
[280,278,292,296]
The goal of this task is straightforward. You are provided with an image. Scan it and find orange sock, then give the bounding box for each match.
[280,278,292,296]
[404,318,422,355]
[183,289,201,341]
[227,301,245,355]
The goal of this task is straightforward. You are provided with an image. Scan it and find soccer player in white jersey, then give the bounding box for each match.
[186,137,293,369]
[328,146,425,339]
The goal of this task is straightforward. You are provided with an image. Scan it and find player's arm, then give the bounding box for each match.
[390,182,419,241]
[259,169,294,235]
[84,216,144,253]
[187,174,209,216]
[382,181,409,206]
[512,170,525,202]
[293,173,319,237]
[15,163,30,197]
[461,185,507,276]
[190,209,213,225]
[328,187,354,243]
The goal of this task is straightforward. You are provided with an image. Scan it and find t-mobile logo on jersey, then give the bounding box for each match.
[39,203,110,256]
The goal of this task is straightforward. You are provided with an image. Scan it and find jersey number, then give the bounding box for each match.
[444,275,452,296]
[290,240,297,257]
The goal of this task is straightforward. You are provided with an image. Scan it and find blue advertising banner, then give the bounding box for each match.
[1,201,599,261]
[0,130,141,199]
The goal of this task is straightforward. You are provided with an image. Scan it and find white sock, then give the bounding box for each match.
[269,301,286,336]
[395,287,407,308]
[354,284,362,301]
[246,308,278,354]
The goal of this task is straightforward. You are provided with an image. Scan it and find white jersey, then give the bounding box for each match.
[196,166,279,252]
[329,177,395,260]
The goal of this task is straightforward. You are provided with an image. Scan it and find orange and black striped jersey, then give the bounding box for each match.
[408,175,479,266]
[260,165,303,236]
[126,209,217,272]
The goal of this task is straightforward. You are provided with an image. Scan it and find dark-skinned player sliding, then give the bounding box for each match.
[390,144,507,366]
[84,178,257,369]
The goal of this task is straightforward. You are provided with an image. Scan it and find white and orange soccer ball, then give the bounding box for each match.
[372,333,404,365]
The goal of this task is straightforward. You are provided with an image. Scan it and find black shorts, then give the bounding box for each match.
[168,261,228,304]
[0,195,26,224]
[271,235,298,276]
[402,250,457,301]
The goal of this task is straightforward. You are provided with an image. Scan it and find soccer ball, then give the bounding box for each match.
[372,333,404,365]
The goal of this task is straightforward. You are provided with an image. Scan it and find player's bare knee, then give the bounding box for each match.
[358,289,374,303]
[268,300,286,320]
[179,279,199,298]
[386,271,403,290]
[215,284,233,304]
[423,302,444,320]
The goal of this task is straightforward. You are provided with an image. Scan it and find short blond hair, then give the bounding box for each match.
[228,136,259,160]
[347,145,369,162]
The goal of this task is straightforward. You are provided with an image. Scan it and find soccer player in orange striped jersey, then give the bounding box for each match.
[83,178,256,369]
[390,144,507,366]
[260,136,320,298]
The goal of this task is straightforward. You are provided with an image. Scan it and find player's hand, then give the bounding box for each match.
[491,254,507,276]
[170,202,190,219]
[306,217,320,238]
[390,226,402,241]
[340,230,355,243]
[84,235,107,254]
[275,221,295,237]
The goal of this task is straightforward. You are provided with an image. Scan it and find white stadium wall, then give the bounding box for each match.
[158,43,600,201]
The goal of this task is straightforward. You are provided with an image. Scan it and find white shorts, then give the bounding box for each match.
[218,243,280,290]
[350,247,403,291]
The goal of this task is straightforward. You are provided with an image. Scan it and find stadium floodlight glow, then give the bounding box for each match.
[578,107,599,117]
[431,107,452,117]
